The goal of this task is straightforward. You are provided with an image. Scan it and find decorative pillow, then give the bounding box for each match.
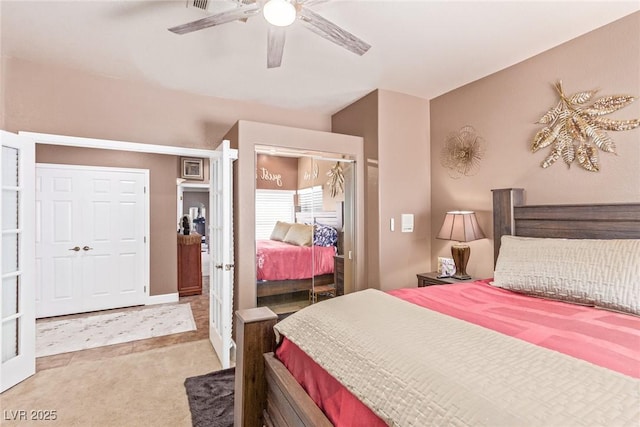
[492,236,640,315]
[314,224,338,247]
[270,221,292,242]
[283,223,314,247]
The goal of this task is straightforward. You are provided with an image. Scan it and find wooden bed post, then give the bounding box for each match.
[234,307,278,427]
[492,188,524,267]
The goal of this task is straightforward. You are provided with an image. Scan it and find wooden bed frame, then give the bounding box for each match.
[256,274,334,298]
[234,188,640,427]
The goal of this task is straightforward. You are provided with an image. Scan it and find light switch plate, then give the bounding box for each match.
[401,214,414,232]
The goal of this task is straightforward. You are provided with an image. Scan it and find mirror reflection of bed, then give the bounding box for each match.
[257,213,343,314]
[255,149,355,316]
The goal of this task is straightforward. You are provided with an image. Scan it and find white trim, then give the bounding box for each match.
[35,163,148,175]
[143,171,151,301]
[181,183,210,190]
[146,293,180,305]
[20,132,219,158]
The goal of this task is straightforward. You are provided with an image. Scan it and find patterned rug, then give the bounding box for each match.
[36,303,196,357]
[184,368,234,427]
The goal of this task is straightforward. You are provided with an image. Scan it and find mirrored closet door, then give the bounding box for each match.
[254,147,356,316]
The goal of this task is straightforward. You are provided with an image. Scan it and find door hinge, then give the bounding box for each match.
[144,236,147,243]
[144,186,147,194]
[144,285,147,293]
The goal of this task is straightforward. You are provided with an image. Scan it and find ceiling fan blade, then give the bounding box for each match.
[267,26,286,69]
[298,0,331,6]
[169,4,260,35]
[299,7,370,56]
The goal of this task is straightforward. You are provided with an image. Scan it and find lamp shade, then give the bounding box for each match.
[436,211,485,243]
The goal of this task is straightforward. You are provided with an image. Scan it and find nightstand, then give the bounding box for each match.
[416,272,474,287]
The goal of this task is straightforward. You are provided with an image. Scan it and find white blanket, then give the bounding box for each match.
[274,289,639,426]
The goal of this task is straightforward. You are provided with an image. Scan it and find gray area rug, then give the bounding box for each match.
[184,367,234,427]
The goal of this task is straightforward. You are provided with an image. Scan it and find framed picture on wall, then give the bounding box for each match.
[181,157,204,180]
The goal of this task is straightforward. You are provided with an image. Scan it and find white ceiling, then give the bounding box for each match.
[2,0,639,115]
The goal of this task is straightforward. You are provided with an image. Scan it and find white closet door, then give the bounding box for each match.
[36,165,147,318]
[1,131,35,392]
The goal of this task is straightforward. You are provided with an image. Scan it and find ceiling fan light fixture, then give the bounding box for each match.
[263,0,297,27]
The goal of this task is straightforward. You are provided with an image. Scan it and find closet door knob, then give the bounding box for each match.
[82,246,94,251]
[68,246,81,252]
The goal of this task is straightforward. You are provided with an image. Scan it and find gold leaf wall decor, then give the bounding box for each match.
[326,162,344,198]
[441,125,486,179]
[532,80,640,172]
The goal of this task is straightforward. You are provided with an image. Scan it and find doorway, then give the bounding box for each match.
[254,146,356,316]
[1,131,237,391]
[178,183,210,278]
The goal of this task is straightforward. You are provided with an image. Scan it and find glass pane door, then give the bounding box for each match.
[1,131,35,392]
[2,146,20,363]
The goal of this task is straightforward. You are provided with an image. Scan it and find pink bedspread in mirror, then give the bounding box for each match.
[256,239,336,281]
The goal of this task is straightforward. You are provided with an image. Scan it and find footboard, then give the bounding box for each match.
[235,308,332,427]
[263,353,332,427]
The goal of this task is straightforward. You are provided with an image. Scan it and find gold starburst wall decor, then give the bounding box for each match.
[532,80,640,172]
[441,125,485,179]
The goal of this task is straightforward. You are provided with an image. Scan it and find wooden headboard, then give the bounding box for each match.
[492,188,640,266]
[295,202,344,230]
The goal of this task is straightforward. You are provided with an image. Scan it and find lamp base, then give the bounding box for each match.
[451,244,471,280]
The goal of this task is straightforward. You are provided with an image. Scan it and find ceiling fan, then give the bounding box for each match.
[168,0,371,68]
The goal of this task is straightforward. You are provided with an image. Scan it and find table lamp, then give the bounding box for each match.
[436,211,485,279]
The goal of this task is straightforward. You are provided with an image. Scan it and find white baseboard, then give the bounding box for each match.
[147,293,179,305]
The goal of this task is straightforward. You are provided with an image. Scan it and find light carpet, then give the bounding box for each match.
[1,339,221,427]
[37,304,196,357]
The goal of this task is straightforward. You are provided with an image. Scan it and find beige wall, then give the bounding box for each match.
[332,90,431,291]
[378,90,431,289]
[36,145,178,296]
[256,154,298,190]
[430,12,640,280]
[331,91,379,289]
[2,56,329,146]
[0,56,5,130]
[0,1,5,129]
[231,120,365,310]
[296,157,345,210]
[2,56,329,298]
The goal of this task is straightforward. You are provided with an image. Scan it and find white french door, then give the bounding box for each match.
[209,140,236,369]
[35,165,148,318]
[1,131,35,392]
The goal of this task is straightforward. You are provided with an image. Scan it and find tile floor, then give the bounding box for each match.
[36,277,210,372]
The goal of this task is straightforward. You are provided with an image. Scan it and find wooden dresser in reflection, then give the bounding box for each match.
[177,233,202,296]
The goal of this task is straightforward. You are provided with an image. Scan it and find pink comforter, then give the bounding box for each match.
[389,279,640,378]
[256,239,336,281]
[276,280,640,426]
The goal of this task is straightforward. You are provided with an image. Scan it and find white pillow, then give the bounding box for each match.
[283,223,314,247]
[270,221,292,241]
[492,236,640,315]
